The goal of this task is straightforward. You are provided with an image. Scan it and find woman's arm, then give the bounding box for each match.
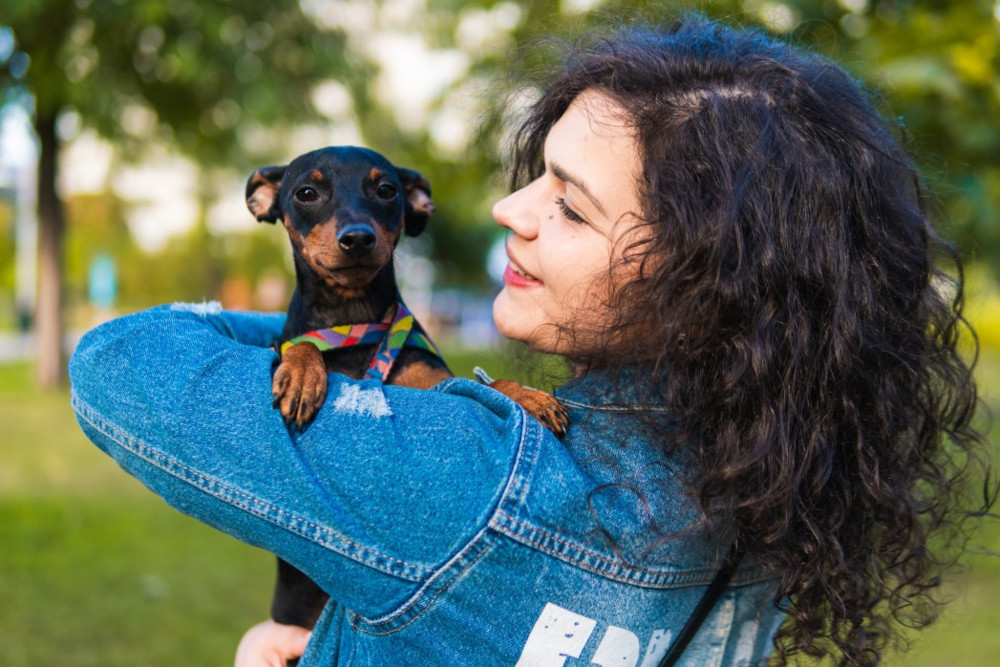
[168,300,286,347]
[69,303,520,619]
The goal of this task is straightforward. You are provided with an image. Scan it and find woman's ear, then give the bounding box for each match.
[245,165,287,223]
[397,167,435,237]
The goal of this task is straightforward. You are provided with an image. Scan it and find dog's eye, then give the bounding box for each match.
[376,183,397,200]
[295,187,319,203]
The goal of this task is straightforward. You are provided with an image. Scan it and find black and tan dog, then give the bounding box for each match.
[246,145,567,634]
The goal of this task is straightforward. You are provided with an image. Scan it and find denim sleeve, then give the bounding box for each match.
[68,303,520,619]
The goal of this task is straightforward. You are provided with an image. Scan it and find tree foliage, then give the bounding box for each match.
[1,0,348,165]
[0,0,348,385]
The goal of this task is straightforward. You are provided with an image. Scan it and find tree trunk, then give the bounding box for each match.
[34,112,66,388]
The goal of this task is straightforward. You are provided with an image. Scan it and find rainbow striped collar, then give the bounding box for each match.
[280,298,444,381]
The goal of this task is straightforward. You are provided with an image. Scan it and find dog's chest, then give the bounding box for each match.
[320,345,379,380]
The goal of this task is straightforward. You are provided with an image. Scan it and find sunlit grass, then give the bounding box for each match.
[0,496,273,665]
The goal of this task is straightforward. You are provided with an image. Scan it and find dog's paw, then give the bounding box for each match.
[487,379,570,438]
[534,395,570,438]
[272,343,328,430]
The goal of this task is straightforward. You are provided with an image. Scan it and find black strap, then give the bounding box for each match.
[658,541,745,667]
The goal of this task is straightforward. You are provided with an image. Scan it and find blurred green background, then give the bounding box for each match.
[2,0,999,664]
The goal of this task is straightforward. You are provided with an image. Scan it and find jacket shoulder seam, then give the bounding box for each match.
[347,387,534,634]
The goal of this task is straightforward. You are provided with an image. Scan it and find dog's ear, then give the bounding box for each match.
[397,167,434,237]
[246,165,287,223]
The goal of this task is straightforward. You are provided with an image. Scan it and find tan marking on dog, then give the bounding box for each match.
[310,170,324,183]
[387,358,451,389]
[283,214,304,246]
[368,167,383,182]
[284,213,391,294]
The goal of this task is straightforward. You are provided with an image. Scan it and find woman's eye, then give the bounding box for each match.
[555,197,586,224]
[376,183,397,200]
[295,187,319,203]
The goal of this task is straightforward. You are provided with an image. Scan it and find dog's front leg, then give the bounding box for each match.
[273,342,327,429]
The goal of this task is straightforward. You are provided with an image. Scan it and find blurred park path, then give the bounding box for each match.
[0,331,83,363]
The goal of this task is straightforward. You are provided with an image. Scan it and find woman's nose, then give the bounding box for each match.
[492,182,539,239]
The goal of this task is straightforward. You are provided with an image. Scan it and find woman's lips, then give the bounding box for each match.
[503,254,541,288]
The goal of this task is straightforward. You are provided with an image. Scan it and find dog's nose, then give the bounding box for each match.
[337,225,377,258]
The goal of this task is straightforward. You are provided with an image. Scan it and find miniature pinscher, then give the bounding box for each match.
[246,145,568,635]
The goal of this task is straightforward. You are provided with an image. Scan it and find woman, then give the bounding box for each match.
[70,16,992,666]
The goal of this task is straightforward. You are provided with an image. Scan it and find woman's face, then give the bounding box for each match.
[492,90,644,356]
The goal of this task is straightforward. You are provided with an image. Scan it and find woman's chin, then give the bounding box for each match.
[492,289,526,343]
[493,290,572,355]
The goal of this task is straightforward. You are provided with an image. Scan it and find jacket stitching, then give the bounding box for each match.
[506,404,536,506]
[348,541,495,636]
[493,508,674,575]
[492,509,771,589]
[71,392,429,582]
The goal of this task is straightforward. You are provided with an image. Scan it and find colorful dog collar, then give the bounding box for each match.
[280,298,444,381]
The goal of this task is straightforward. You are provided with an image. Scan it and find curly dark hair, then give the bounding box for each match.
[506,15,996,666]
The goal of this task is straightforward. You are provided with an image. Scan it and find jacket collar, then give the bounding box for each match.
[555,366,669,411]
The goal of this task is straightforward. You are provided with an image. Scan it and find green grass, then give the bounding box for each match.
[0,497,273,665]
[0,361,274,665]
[0,347,998,665]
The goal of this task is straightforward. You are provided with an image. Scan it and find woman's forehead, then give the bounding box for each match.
[546,90,634,155]
[545,90,642,225]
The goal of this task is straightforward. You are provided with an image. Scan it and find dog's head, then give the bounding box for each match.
[246,146,434,290]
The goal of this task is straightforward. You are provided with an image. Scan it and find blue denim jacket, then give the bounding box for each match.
[69,303,784,666]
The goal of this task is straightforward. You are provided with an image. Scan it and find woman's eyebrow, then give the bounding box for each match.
[549,161,607,217]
